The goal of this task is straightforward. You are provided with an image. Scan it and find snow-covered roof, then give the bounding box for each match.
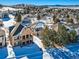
[0,7,22,11]
[3,14,16,27]
[3,18,16,27]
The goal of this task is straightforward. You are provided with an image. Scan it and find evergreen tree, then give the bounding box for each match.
[15,13,22,22]
[37,14,41,20]
[69,30,77,42]
[42,24,77,48]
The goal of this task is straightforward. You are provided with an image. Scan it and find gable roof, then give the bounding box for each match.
[9,17,32,36]
[21,18,31,26]
[9,26,15,32]
[9,23,24,36]
[13,24,24,36]
[21,28,33,36]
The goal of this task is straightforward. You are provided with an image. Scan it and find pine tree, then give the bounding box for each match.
[15,14,22,22]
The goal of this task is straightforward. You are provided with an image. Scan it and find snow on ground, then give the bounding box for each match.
[0,7,23,11]
[59,47,74,55]
[6,41,29,59]
[1,14,16,38]
[9,14,15,19]
[33,36,54,59]
[33,36,45,51]
[3,18,16,27]
[3,14,16,27]
[6,41,16,59]
[1,14,52,59]
[20,56,29,59]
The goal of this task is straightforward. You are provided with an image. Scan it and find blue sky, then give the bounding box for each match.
[0,0,79,5]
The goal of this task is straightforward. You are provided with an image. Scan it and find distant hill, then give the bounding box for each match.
[12,4,79,8]
[50,5,79,7]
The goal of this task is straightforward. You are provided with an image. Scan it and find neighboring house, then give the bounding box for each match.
[0,13,2,18]
[29,16,37,24]
[46,24,53,29]
[0,20,3,26]
[52,23,64,32]
[42,16,54,24]
[34,21,45,38]
[0,28,6,47]
[21,17,31,27]
[2,13,10,21]
[73,18,78,24]
[9,19,34,46]
[52,23,59,32]
[35,21,45,30]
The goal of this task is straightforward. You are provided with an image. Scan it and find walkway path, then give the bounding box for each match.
[33,36,54,59]
[6,41,16,59]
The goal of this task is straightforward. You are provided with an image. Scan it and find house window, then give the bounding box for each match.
[17,36,19,39]
[29,35,32,39]
[29,35,33,40]
[22,42,26,45]
[0,43,2,46]
[23,35,25,39]
[26,35,29,38]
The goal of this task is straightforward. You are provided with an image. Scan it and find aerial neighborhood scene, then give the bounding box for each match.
[0,0,79,59]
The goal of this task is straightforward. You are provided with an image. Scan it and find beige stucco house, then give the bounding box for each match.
[0,28,6,47]
[9,18,34,46]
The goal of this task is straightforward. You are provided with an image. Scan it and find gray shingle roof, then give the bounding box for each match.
[13,24,24,36]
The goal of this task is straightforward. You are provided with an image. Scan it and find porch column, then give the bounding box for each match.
[20,36,22,46]
[25,35,27,44]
